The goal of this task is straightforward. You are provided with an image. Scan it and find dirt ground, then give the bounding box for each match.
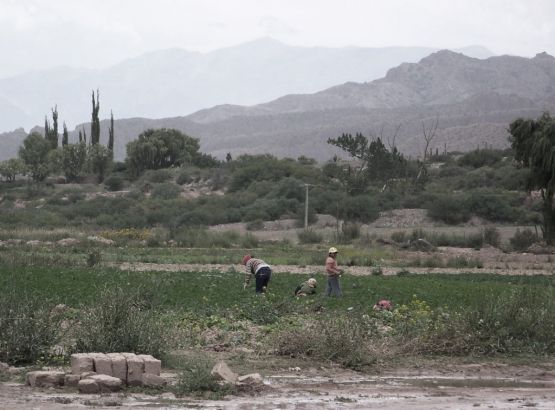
[2,362,555,409]
[118,241,554,277]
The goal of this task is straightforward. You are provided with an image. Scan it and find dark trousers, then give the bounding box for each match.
[326,276,342,297]
[255,267,271,293]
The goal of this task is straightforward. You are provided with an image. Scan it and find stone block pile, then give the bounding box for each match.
[25,352,165,394]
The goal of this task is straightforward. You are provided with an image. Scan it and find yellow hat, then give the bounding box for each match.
[328,247,338,253]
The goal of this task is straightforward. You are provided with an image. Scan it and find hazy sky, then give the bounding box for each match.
[1,0,554,78]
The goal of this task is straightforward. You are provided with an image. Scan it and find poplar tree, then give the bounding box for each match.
[91,90,100,145]
[62,122,69,146]
[108,110,114,151]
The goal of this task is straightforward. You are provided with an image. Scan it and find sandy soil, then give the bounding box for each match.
[2,364,554,409]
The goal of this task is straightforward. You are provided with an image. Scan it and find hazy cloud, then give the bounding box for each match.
[1,0,554,78]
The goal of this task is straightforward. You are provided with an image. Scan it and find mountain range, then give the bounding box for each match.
[2,47,555,162]
[0,38,492,134]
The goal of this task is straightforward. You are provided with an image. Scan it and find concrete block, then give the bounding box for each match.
[80,371,97,379]
[92,353,112,376]
[71,353,94,375]
[64,374,80,387]
[142,373,167,387]
[138,354,161,376]
[125,354,144,386]
[107,353,127,382]
[26,371,65,388]
[78,379,99,394]
[88,374,123,392]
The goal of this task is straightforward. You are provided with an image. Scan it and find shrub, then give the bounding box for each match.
[271,315,376,370]
[509,228,538,252]
[390,231,407,243]
[151,183,181,200]
[371,266,383,276]
[176,171,193,185]
[341,222,361,241]
[427,195,470,224]
[482,226,501,247]
[0,290,62,365]
[246,219,264,231]
[74,286,167,358]
[144,169,173,183]
[86,250,101,267]
[104,175,125,191]
[174,356,235,398]
[297,229,323,244]
[457,149,503,168]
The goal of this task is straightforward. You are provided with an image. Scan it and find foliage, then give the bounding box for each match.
[427,195,470,224]
[457,148,504,168]
[104,174,125,191]
[174,356,235,398]
[271,315,376,370]
[86,250,102,267]
[509,228,538,251]
[18,132,51,181]
[90,90,101,145]
[61,143,87,182]
[144,169,174,183]
[74,286,167,358]
[509,113,555,243]
[151,183,181,200]
[126,128,202,176]
[482,226,501,247]
[87,144,113,182]
[0,158,26,182]
[0,286,62,365]
[327,133,407,193]
[297,229,323,244]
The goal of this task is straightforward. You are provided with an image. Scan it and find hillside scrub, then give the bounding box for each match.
[0,148,542,230]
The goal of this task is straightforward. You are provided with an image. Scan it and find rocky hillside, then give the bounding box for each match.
[0,39,492,133]
[2,50,553,162]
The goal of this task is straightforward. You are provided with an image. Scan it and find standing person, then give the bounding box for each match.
[242,254,272,293]
[325,247,342,297]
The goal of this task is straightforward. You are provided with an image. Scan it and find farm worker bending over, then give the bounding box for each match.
[242,254,272,293]
[325,247,343,297]
[295,278,318,296]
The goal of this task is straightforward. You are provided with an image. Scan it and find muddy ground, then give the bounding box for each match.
[2,362,555,409]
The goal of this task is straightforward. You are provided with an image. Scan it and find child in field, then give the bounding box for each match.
[295,278,318,296]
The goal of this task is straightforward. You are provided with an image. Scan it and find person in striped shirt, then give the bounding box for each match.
[242,255,272,293]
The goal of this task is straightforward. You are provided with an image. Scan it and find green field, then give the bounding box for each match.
[2,263,553,312]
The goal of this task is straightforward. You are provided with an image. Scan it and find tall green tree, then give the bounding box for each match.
[18,132,51,181]
[108,110,114,151]
[126,128,208,176]
[91,90,100,145]
[87,144,112,182]
[61,143,87,182]
[0,158,26,182]
[327,133,407,194]
[62,122,69,146]
[509,112,555,244]
[43,106,59,149]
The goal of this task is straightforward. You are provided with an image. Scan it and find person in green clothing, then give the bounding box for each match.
[295,278,318,296]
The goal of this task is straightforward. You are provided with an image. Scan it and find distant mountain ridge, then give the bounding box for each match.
[2,49,554,162]
[0,38,493,133]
